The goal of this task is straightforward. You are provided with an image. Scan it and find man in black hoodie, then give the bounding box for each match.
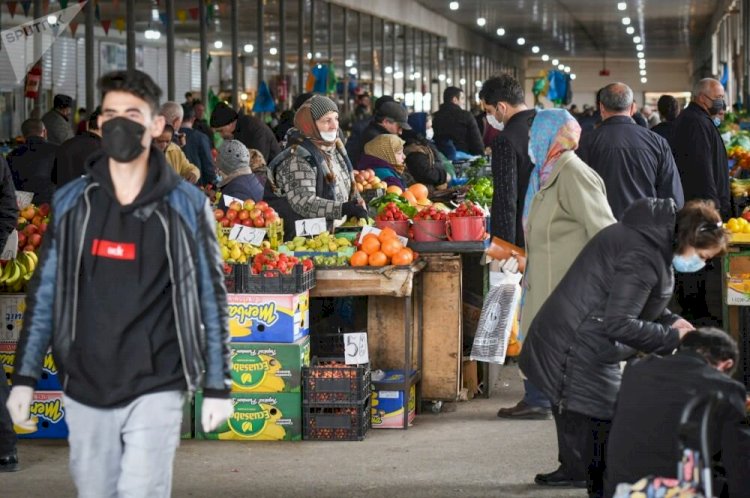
[52,107,102,187]
[6,70,232,497]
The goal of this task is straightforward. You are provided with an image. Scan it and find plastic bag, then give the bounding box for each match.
[469,273,522,364]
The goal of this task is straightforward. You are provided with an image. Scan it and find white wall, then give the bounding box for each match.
[524,58,692,109]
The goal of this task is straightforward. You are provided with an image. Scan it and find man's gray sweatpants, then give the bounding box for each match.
[63,390,184,498]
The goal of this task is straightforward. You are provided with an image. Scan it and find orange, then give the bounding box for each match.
[361,235,381,255]
[368,251,388,266]
[391,248,414,266]
[407,183,429,201]
[378,227,398,242]
[381,238,403,258]
[386,185,403,195]
[402,191,418,206]
[350,250,369,267]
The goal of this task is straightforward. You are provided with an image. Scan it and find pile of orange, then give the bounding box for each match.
[386,184,431,209]
[350,227,415,267]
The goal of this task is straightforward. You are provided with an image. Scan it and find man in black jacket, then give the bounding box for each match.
[0,159,18,472]
[346,100,410,167]
[605,328,750,498]
[577,83,684,220]
[651,95,680,145]
[671,78,729,325]
[432,87,484,156]
[52,108,102,187]
[234,110,281,164]
[7,118,58,205]
[6,70,232,496]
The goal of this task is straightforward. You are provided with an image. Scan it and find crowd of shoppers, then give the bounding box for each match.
[0,64,746,498]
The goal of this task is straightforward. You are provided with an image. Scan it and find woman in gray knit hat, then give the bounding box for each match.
[264,95,368,235]
[216,139,265,207]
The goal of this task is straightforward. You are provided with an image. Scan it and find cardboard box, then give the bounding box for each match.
[1,342,62,390]
[195,391,302,441]
[227,291,310,343]
[230,336,310,393]
[727,275,750,306]
[371,371,416,429]
[16,391,68,439]
[0,294,25,343]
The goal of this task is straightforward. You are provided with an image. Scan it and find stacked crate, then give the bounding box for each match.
[0,294,68,439]
[196,267,313,441]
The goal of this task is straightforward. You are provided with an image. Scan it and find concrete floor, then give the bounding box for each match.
[3,365,585,498]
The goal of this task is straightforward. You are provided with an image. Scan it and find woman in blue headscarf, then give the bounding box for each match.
[512,108,616,488]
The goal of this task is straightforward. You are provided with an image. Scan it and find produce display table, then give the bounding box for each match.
[721,240,750,391]
[311,261,425,429]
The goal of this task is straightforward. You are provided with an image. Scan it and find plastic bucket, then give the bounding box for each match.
[375,219,410,237]
[411,219,447,242]
[446,216,486,241]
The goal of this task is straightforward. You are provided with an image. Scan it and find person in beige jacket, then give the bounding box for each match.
[497,109,616,488]
[154,124,200,183]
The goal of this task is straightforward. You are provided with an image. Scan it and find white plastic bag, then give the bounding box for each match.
[470,272,522,364]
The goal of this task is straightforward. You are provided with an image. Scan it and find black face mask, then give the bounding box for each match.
[705,95,725,116]
[101,117,146,162]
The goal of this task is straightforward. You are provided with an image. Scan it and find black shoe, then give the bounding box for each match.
[496,400,552,420]
[0,450,19,472]
[534,468,586,488]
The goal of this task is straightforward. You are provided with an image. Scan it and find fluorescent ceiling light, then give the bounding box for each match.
[641,77,648,83]
[552,58,559,65]
[496,28,506,36]
[626,26,634,35]
[449,1,459,10]
[477,17,486,27]
[244,44,254,53]
[622,17,631,25]
[531,46,540,53]
[517,37,526,45]
[617,2,627,10]
[633,36,641,43]
[541,54,549,61]
[570,73,577,80]
[213,40,223,49]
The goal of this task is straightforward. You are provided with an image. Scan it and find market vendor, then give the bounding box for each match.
[403,112,452,191]
[216,139,264,207]
[359,134,410,190]
[264,95,368,236]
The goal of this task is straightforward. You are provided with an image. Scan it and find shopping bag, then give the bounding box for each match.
[469,273,522,364]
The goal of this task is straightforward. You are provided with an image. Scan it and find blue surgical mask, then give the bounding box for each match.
[713,117,721,127]
[672,253,706,273]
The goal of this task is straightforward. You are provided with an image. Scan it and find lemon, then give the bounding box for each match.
[727,220,740,233]
[742,223,750,234]
[230,247,242,260]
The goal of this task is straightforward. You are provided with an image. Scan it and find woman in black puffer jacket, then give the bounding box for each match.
[519,198,729,498]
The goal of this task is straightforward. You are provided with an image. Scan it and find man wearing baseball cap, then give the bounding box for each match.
[42,94,75,145]
[347,100,411,166]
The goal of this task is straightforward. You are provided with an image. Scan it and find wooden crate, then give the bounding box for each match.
[310,261,425,298]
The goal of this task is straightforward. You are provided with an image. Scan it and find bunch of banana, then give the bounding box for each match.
[0,251,37,293]
[730,178,750,197]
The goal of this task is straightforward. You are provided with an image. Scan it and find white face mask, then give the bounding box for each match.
[527,145,536,164]
[320,130,338,142]
[486,113,504,131]
[425,128,434,140]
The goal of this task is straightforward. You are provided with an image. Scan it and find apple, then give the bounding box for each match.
[225,209,239,222]
[220,218,231,227]
[23,224,38,236]
[241,219,253,227]
[31,215,44,227]
[243,200,256,211]
[214,209,225,221]
[253,217,265,228]
[249,208,262,220]
[39,222,47,234]
[38,203,50,217]
[238,210,251,221]
[229,201,243,212]
[264,213,279,225]
[23,244,35,253]
[21,206,35,221]
[263,207,277,217]
[255,201,269,211]
[17,232,26,247]
[29,233,42,248]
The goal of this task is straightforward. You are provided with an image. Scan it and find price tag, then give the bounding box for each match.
[358,226,408,246]
[15,191,33,209]
[228,225,266,246]
[222,194,242,207]
[295,218,327,237]
[344,332,369,365]
[0,230,18,260]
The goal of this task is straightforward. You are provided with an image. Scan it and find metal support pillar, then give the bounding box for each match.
[310,0,315,62]
[280,0,286,106]
[85,0,95,111]
[257,0,265,89]
[297,0,304,96]
[166,0,176,100]
[126,0,135,71]
[380,18,385,95]
[199,0,208,106]
[343,7,349,112]
[231,0,240,106]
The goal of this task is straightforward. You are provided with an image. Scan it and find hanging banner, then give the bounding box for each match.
[114,17,125,34]
[69,21,78,36]
[188,7,199,20]
[20,1,31,17]
[0,1,86,83]
[100,19,111,35]
[7,2,18,18]
[176,9,187,22]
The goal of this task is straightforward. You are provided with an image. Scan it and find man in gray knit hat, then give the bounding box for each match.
[217,140,264,207]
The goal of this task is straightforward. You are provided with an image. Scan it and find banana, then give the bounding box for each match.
[23,251,37,273]
[0,260,13,284]
[5,260,22,287]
